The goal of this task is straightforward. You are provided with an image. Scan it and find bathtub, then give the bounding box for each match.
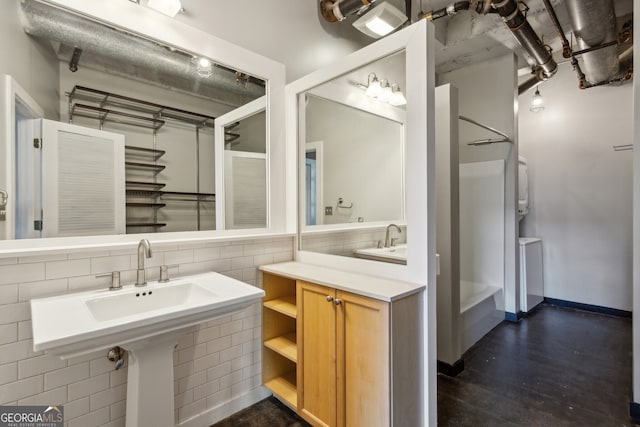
[460,280,504,352]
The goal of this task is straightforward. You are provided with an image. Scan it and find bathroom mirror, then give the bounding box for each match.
[1,0,272,241]
[287,19,432,283]
[298,51,407,259]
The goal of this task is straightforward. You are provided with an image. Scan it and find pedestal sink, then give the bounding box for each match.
[31,272,265,427]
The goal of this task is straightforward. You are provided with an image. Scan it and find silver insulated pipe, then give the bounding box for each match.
[18,0,264,106]
[564,0,620,85]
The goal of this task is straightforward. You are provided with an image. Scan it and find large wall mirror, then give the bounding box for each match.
[297,51,408,263]
[0,0,284,247]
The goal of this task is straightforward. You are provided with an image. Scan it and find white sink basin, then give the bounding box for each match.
[354,244,408,264]
[31,271,265,358]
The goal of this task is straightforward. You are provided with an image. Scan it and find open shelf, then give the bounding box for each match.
[264,371,297,408]
[263,296,297,318]
[125,145,166,160]
[70,103,165,130]
[69,85,215,128]
[126,222,167,228]
[264,333,297,363]
[126,202,167,208]
[126,181,166,190]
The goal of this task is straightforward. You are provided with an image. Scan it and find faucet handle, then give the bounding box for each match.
[159,264,178,283]
[96,271,121,291]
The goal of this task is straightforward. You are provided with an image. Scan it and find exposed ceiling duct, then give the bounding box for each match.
[565,0,623,85]
[18,0,265,107]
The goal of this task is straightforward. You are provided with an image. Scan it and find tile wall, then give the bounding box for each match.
[300,226,407,257]
[0,236,293,427]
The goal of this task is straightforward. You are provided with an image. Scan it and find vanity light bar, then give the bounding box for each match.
[361,73,406,106]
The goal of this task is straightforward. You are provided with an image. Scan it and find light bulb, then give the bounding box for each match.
[366,74,382,98]
[530,88,544,113]
[378,80,393,102]
[389,84,406,106]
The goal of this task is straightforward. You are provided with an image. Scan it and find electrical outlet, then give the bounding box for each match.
[325,206,333,215]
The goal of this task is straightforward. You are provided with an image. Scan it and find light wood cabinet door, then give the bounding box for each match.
[336,290,390,427]
[297,281,336,427]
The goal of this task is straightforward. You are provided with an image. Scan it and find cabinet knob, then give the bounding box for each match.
[326,295,333,302]
[334,299,343,305]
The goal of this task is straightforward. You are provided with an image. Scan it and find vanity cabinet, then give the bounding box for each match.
[260,262,424,427]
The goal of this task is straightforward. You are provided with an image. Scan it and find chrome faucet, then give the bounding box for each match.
[136,239,152,287]
[385,224,402,248]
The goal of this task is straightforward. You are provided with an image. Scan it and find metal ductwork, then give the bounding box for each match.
[480,0,557,81]
[564,0,620,85]
[320,0,376,22]
[19,0,264,107]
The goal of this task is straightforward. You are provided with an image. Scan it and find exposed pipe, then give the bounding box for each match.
[320,0,375,22]
[564,0,620,85]
[487,0,557,80]
[19,0,264,106]
[420,1,470,21]
[542,0,571,59]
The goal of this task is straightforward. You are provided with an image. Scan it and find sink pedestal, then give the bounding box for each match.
[123,330,185,427]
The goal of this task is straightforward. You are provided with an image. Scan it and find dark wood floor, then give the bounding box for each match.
[439,303,634,426]
[214,304,633,426]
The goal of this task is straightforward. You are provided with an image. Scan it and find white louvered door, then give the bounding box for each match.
[41,120,125,237]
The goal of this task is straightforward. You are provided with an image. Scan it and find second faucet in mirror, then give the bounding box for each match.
[385,224,402,248]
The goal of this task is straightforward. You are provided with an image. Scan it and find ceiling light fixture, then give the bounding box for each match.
[352,2,408,39]
[530,87,544,113]
[147,0,182,17]
[192,56,213,78]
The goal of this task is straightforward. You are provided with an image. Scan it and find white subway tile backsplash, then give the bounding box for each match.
[17,385,66,406]
[164,249,194,265]
[46,259,90,280]
[68,250,111,260]
[91,255,130,275]
[206,387,232,409]
[44,362,89,390]
[0,285,18,305]
[110,399,126,420]
[63,396,90,420]
[194,325,220,344]
[193,353,220,373]
[0,263,45,285]
[173,361,194,381]
[207,362,231,383]
[103,417,126,427]
[178,371,207,394]
[193,247,221,262]
[17,321,32,341]
[19,279,68,302]
[230,256,253,271]
[177,343,207,365]
[219,245,244,259]
[193,379,219,401]
[18,354,66,379]
[219,369,243,390]
[231,330,253,347]
[89,383,126,411]
[90,357,115,377]
[0,340,38,365]
[68,373,109,401]
[231,354,253,372]
[109,368,127,388]
[68,406,110,427]
[174,389,193,409]
[0,302,30,325]
[220,320,243,337]
[0,362,17,385]
[205,336,231,354]
[18,254,68,264]
[219,345,243,364]
[177,397,206,423]
[0,258,18,266]
[0,324,17,345]
[0,375,43,404]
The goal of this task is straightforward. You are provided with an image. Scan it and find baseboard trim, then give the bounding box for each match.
[177,386,271,427]
[544,297,632,318]
[504,311,522,322]
[630,402,640,421]
[437,358,464,377]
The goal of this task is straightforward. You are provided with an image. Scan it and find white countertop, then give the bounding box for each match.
[259,261,425,302]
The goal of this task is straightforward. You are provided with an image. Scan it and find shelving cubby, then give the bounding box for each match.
[262,272,298,409]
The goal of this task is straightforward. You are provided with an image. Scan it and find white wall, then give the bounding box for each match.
[632,0,640,405]
[0,1,58,119]
[173,0,372,82]
[520,63,633,311]
[305,95,404,225]
[438,54,519,315]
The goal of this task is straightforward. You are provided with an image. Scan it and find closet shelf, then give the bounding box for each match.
[126,202,167,208]
[125,146,166,160]
[264,372,297,408]
[68,85,216,128]
[126,222,167,228]
[126,181,166,190]
[70,103,165,131]
[125,162,166,173]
